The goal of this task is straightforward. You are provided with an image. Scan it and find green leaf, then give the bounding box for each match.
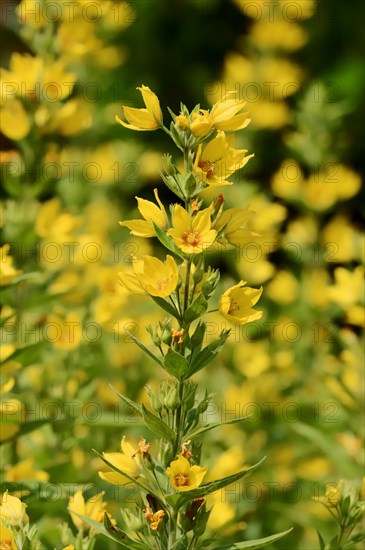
[317,529,326,550]
[188,330,230,377]
[150,295,181,320]
[164,348,189,379]
[0,342,44,367]
[69,510,147,549]
[185,415,251,440]
[152,222,186,259]
[109,384,142,416]
[1,272,41,289]
[184,293,208,324]
[141,404,175,442]
[190,321,206,347]
[213,528,293,549]
[124,329,163,367]
[166,456,266,509]
[103,513,148,549]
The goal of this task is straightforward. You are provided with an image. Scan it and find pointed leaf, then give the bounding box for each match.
[0,342,44,367]
[316,529,326,550]
[213,528,294,549]
[166,456,266,509]
[142,404,175,442]
[184,293,208,324]
[124,329,163,367]
[69,510,147,549]
[185,415,251,440]
[188,330,230,376]
[109,384,142,415]
[150,295,181,320]
[104,513,148,549]
[152,222,186,259]
[164,348,189,379]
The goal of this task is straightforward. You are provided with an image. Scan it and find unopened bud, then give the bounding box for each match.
[164,385,180,410]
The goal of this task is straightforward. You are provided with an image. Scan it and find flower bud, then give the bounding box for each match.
[120,508,143,531]
[201,267,220,298]
[162,154,176,176]
[164,385,180,411]
[160,321,172,345]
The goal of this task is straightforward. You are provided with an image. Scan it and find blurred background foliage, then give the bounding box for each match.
[0,0,364,548]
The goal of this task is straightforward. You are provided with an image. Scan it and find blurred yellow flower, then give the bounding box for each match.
[120,189,168,237]
[46,310,83,350]
[133,255,179,297]
[271,160,303,199]
[116,85,162,131]
[69,489,110,530]
[194,131,253,187]
[210,92,251,132]
[4,458,49,483]
[0,245,22,286]
[168,205,217,254]
[219,281,263,324]
[327,266,364,309]
[266,271,299,304]
[98,436,141,484]
[0,98,30,141]
[0,524,18,550]
[166,455,207,492]
[0,492,28,525]
[250,20,307,51]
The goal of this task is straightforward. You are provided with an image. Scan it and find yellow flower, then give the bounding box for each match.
[119,189,168,237]
[0,524,18,550]
[0,492,28,525]
[0,245,22,286]
[68,489,109,530]
[98,436,141,484]
[46,310,82,350]
[116,85,162,131]
[4,458,49,483]
[214,208,258,247]
[175,114,190,130]
[133,255,179,297]
[327,266,364,309]
[194,131,253,187]
[316,481,343,508]
[0,98,30,141]
[210,92,251,132]
[190,110,213,137]
[168,205,217,254]
[219,281,263,324]
[166,455,207,492]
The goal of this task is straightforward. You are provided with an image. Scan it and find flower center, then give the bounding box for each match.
[198,160,216,179]
[0,541,13,550]
[228,300,240,314]
[174,473,190,487]
[183,230,201,247]
[156,278,169,291]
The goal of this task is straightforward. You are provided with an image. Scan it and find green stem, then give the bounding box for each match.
[183,258,192,314]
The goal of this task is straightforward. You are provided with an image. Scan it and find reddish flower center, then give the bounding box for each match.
[228,300,240,314]
[174,473,190,487]
[198,160,216,179]
[182,229,201,247]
